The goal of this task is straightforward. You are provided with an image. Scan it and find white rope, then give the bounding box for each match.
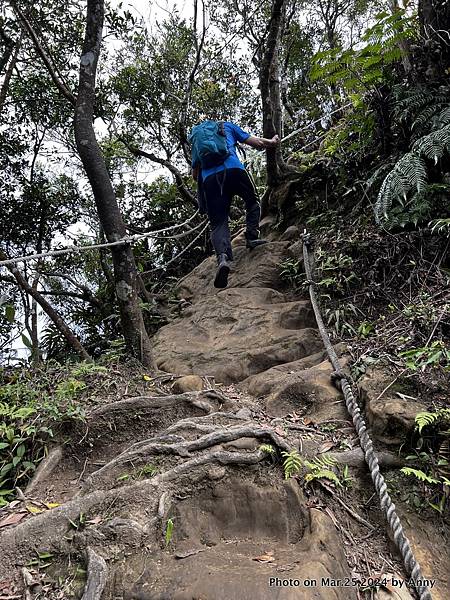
[281,101,354,143]
[0,212,205,268]
[144,221,210,274]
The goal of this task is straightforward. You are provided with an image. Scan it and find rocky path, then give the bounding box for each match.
[0,231,448,599]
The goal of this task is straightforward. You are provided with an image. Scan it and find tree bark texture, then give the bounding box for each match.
[260,0,285,193]
[0,251,90,361]
[74,0,153,367]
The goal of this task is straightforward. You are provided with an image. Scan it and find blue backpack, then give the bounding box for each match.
[189,121,230,169]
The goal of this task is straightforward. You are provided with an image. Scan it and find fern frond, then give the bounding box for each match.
[415,409,450,433]
[281,449,302,479]
[413,124,450,164]
[415,411,439,433]
[397,152,428,192]
[401,467,439,484]
[433,106,450,129]
[305,468,341,486]
[259,444,276,455]
[313,454,338,468]
[375,152,428,222]
[430,218,450,234]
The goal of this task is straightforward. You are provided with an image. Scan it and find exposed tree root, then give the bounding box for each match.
[25,446,63,495]
[85,424,290,485]
[81,547,108,600]
[88,390,228,420]
[329,448,405,468]
[0,449,266,567]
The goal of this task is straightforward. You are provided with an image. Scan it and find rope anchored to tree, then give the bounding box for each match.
[302,230,433,600]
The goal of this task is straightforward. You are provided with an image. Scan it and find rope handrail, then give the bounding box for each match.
[302,230,433,600]
[0,212,206,268]
[281,101,354,143]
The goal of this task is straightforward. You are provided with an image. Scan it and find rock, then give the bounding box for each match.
[397,509,450,600]
[374,587,414,600]
[128,479,356,599]
[222,436,260,451]
[154,287,322,384]
[171,375,203,394]
[259,214,277,237]
[176,241,290,302]
[235,407,252,419]
[281,225,300,241]
[287,240,304,260]
[243,351,349,422]
[358,367,427,445]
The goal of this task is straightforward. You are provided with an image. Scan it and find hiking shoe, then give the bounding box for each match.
[246,238,268,250]
[214,253,230,288]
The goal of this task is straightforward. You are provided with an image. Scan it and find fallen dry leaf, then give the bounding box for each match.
[26,505,44,514]
[318,440,335,453]
[253,551,275,563]
[0,512,27,528]
[87,515,103,525]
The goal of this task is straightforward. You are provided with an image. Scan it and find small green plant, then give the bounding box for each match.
[69,512,86,530]
[340,464,352,489]
[137,464,158,478]
[401,467,439,485]
[55,378,87,400]
[357,321,375,338]
[165,518,174,546]
[324,303,359,337]
[27,551,54,569]
[281,449,303,479]
[315,249,357,295]
[400,409,450,513]
[430,218,450,234]
[282,450,344,487]
[279,259,304,290]
[0,369,89,505]
[117,463,158,482]
[399,340,450,372]
[70,362,108,377]
[259,444,276,455]
[302,455,341,487]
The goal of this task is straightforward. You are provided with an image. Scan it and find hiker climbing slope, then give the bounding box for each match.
[189,120,279,288]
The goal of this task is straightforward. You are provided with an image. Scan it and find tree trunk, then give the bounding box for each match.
[260,0,285,184]
[0,33,21,112]
[74,0,153,367]
[387,0,412,74]
[259,0,286,217]
[0,251,90,361]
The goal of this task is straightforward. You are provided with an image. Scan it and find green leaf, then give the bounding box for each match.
[0,463,13,476]
[165,518,174,546]
[401,467,439,484]
[21,334,33,349]
[5,305,15,323]
[16,444,26,458]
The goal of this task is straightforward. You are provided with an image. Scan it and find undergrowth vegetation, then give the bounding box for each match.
[0,360,145,505]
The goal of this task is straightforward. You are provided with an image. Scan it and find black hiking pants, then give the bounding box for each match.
[201,168,260,261]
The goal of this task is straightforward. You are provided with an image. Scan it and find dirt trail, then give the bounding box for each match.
[0,229,448,600]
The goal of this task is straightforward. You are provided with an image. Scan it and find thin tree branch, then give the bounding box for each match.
[125,143,197,207]
[9,0,77,105]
